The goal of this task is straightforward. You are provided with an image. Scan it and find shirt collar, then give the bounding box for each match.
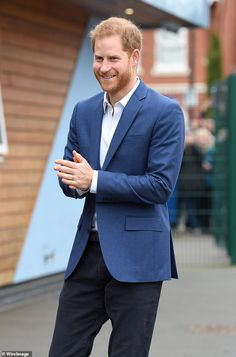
[103,78,140,113]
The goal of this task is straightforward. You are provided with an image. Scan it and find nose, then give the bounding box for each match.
[100,59,111,73]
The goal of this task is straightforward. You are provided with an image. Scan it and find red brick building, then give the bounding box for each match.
[141,0,236,123]
[211,0,236,76]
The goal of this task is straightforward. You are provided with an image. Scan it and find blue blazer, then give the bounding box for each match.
[60,80,185,282]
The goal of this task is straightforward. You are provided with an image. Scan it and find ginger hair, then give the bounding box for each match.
[89,17,142,55]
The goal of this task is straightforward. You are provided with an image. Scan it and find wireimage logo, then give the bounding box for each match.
[1,352,32,357]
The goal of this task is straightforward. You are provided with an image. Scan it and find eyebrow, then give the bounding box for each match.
[94,54,121,59]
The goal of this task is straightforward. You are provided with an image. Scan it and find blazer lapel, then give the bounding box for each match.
[102,81,148,170]
[89,98,104,170]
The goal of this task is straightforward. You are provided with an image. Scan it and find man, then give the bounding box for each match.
[50,17,185,357]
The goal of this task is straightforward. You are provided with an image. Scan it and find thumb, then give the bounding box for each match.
[73,150,87,163]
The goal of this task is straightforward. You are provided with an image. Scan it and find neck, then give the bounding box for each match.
[108,76,138,107]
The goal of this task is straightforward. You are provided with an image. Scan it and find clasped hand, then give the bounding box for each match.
[54,150,93,191]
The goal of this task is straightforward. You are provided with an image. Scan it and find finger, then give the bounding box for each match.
[54,165,75,175]
[73,151,87,164]
[57,172,74,181]
[61,178,75,186]
[58,176,74,185]
[54,159,77,168]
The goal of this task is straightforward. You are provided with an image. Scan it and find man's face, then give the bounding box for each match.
[93,35,138,104]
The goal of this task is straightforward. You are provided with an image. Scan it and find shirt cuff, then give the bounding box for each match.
[90,170,98,194]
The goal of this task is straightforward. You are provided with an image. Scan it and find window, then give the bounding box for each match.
[0,84,8,155]
[153,28,189,76]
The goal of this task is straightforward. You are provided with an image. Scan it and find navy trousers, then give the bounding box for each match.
[49,239,162,357]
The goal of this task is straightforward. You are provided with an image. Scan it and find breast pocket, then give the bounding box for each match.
[121,135,146,147]
[125,217,162,231]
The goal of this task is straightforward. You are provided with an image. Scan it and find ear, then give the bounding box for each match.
[132,49,140,67]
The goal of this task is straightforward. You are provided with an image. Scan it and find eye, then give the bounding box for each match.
[95,56,103,62]
[109,56,119,62]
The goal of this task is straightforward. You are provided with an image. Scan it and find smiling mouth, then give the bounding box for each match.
[100,75,116,80]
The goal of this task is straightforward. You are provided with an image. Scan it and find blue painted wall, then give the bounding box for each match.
[14,18,101,283]
[141,0,209,28]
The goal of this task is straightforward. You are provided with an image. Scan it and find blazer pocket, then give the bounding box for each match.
[125,217,162,231]
[122,135,146,146]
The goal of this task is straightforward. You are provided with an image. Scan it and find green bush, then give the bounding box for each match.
[207,32,223,96]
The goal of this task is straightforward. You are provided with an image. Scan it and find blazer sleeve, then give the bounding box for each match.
[58,104,86,200]
[96,101,185,205]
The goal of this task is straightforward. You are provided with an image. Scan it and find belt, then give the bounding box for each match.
[89,231,99,242]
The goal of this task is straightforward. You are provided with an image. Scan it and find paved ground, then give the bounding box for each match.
[0,234,236,357]
[0,235,236,356]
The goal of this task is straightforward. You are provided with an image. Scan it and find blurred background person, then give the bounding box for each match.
[194,126,215,233]
[178,129,204,234]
